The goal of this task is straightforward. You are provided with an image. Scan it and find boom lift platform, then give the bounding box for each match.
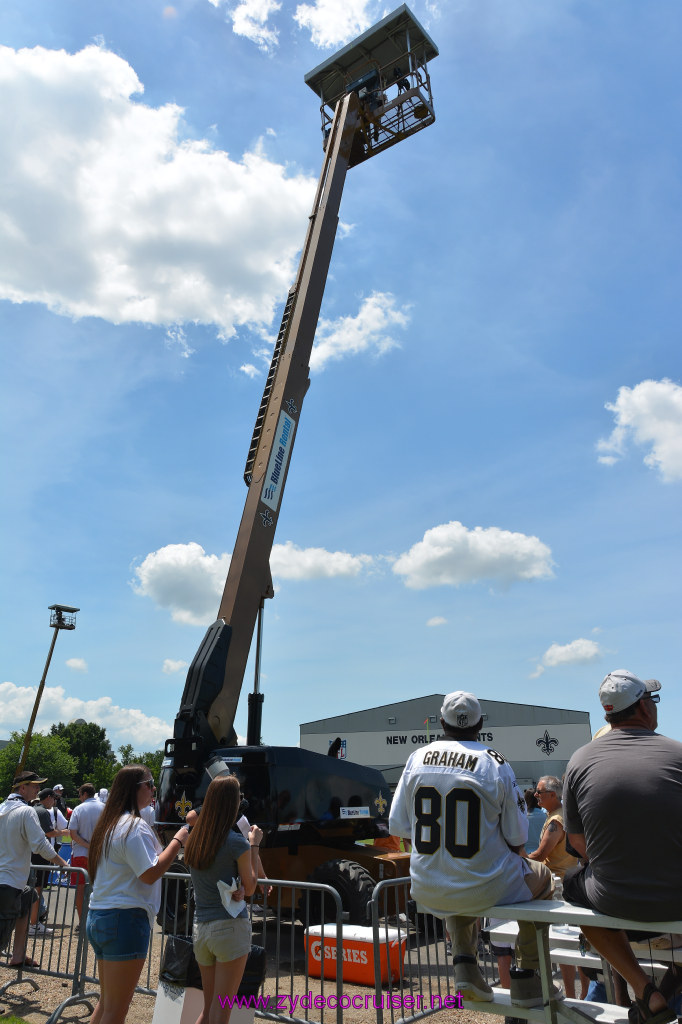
[157,6,438,922]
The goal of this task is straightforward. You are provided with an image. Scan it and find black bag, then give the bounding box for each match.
[159,935,203,989]
[159,937,266,994]
[238,944,266,997]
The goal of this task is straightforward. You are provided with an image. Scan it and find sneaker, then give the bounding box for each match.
[510,967,564,1008]
[454,958,495,1002]
[28,922,53,936]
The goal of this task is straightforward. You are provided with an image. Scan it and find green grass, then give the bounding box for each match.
[0,1015,31,1023]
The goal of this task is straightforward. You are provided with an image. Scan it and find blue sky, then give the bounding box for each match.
[1,0,681,754]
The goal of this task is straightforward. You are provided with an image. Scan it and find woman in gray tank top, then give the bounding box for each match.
[184,775,263,1023]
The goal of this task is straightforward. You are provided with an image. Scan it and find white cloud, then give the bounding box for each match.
[162,658,189,674]
[231,0,281,51]
[165,325,195,358]
[530,637,602,678]
[426,616,447,627]
[596,379,682,482]
[132,542,229,626]
[310,292,410,372]
[0,681,171,749]
[240,363,260,378]
[393,521,554,590]
[0,44,315,335]
[134,540,373,624]
[65,658,88,672]
[294,0,374,48]
[270,540,373,580]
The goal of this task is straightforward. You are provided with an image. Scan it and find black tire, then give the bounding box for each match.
[301,859,376,926]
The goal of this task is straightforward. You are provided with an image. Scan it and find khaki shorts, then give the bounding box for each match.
[192,916,251,966]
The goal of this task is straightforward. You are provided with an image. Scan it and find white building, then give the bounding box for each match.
[300,694,592,789]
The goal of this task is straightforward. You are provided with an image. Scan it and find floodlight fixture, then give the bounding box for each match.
[15,603,80,776]
[305,4,439,166]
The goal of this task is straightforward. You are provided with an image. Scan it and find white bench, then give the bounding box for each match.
[464,900,682,1024]
[490,919,675,986]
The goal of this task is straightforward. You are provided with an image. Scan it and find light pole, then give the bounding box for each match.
[15,604,80,777]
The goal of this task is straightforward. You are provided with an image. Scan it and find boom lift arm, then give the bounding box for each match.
[167,5,438,792]
[172,92,362,757]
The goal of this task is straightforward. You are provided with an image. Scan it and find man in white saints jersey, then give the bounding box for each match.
[389,691,561,1008]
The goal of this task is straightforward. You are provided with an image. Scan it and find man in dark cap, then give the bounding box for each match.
[564,670,682,1024]
[27,789,70,936]
[0,771,69,967]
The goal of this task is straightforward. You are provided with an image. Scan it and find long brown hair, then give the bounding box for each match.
[184,775,240,870]
[88,764,150,882]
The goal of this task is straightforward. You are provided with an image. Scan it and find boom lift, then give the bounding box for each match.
[157,5,438,922]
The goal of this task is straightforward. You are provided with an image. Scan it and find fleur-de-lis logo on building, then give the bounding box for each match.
[536,730,559,757]
[175,791,193,820]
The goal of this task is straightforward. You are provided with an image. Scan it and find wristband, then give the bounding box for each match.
[170,836,183,847]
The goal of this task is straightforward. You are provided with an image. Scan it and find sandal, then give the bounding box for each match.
[635,983,676,1024]
[659,964,682,1003]
[9,956,40,969]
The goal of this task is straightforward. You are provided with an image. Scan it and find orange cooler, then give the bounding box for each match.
[304,925,406,985]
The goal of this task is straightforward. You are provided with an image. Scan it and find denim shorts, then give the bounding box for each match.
[86,907,151,961]
[193,916,251,966]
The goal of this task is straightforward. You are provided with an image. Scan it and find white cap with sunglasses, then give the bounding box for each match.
[599,669,661,713]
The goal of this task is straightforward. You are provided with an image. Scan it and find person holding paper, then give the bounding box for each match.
[184,774,263,1023]
[86,765,189,1024]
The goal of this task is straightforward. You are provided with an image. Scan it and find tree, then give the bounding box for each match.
[138,749,164,780]
[0,732,77,798]
[115,746,163,778]
[118,744,135,766]
[91,756,119,792]
[50,721,116,790]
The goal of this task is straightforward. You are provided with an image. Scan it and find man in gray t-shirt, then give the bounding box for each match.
[564,669,682,1024]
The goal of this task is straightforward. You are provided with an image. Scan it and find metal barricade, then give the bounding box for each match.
[241,879,344,1024]
[0,865,97,1024]
[369,877,459,1024]
[2,868,347,1024]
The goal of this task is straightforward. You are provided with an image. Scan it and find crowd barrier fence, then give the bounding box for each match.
[14,866,679,1024]
[1,868,348,1024]
[0,865,94,1023]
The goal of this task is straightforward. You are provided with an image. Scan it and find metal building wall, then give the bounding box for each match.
[300,693,592,788]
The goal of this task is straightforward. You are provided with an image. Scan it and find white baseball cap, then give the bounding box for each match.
[599,669,661,713]
[53,784,64,791]
[441,691,482,728]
